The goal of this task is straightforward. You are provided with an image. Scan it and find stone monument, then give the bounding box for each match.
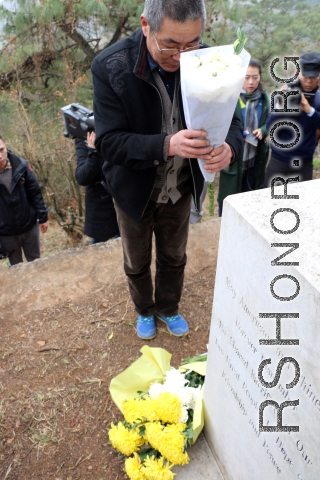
[203,179,320,480]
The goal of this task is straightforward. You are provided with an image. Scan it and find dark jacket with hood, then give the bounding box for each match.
[92,29,243,222]
[0,151,48,236]
[75,140,119,241]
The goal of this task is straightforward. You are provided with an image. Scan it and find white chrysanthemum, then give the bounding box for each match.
[180,405,189,424]
[149,382,165,399]
[174,386,193,409]
[190,386,202,410]
[221,53,242,67]
[182,50,244,104]
[195,52,242,72]
[163,368,188,390]
[208,51,221,62]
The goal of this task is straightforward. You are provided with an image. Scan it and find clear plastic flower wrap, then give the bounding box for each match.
[180,44,251,182]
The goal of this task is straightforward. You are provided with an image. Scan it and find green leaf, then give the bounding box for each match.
[233,27,248,55]
[182,422,194,449]
[138,446,161,462]
[181,353,207,365]
[184,370,205,388]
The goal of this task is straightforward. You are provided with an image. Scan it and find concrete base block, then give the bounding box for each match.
[172,433,224,479]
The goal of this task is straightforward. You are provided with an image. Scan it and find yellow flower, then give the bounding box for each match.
[160,424,190,465]
[144,422,189,466]
[108,422,144,456]
[153,392,182,424]
[142,455,175,480]
[125,453,146,480]
[122,398,159,423]
[144,421,164,445]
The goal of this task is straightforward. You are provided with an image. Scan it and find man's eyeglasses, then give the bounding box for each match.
[153,34,203,55]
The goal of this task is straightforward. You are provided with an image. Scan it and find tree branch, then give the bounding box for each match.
[105,12,130,50]
[57,22,96,61]
[0,50,57,90]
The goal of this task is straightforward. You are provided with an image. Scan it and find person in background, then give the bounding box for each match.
[75,132,119,244]
[218,59,270,216]
[92,0,243,340]
[0,135,48,266]
[264,52,320,186]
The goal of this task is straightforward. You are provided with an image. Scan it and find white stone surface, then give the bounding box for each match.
[203,179,320,480]
[173,433,224,479]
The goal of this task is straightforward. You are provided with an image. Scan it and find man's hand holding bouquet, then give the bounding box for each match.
[180,28,250,181]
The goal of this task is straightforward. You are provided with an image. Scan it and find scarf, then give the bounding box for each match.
[240,88,262,172]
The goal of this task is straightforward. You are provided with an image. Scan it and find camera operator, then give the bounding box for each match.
[264,52,320,186]
[0,135,48,266]
[75,132,119,244]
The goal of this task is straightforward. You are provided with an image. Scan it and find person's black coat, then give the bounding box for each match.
[75,140,119,241]
[0,151,48,236]
[92,29,243,222]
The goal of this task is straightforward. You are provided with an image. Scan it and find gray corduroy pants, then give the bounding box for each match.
[0,222,40,266]
[114,192,192,316]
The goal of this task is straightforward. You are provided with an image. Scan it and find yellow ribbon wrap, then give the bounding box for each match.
[109,346,206,444]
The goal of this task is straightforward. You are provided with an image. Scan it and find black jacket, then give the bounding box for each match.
[92,29,243,222]
[0,151,48,236]
[75,140,119,241]
[267,87,320,163]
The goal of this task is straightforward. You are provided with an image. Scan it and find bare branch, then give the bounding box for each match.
[57,22,96,61]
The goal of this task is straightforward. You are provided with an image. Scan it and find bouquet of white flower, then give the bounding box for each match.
[180,31,250,182]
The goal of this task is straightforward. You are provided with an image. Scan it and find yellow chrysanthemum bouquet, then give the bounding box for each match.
[108,346,207,480]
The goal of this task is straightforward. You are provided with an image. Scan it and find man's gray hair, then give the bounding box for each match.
[144,0,206,33]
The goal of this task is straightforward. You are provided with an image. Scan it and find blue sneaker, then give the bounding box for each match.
[156,313,189,336]
[136,315,156,340]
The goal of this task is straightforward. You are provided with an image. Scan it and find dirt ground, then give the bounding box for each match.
[2,162,320,479]
[0,218,221,480]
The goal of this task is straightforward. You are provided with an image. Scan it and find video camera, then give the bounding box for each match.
[283,80,316,107]
[61,104,95,141]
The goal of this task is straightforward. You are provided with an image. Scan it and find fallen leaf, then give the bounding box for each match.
[102,302,109,308]
[7,437,14,444]
[20,334,26,338]
[108,332,114,340]
[38,344,60,352]
[36,341,46,346]
[101,352,108,359]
